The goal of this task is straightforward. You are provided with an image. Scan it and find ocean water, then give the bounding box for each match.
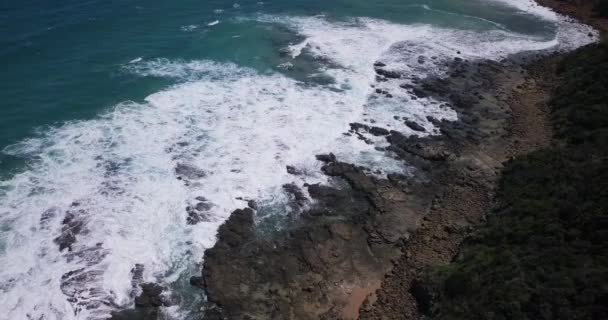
[0,0,596,319]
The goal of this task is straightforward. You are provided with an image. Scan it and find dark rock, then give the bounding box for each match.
[286,165,302,175]
[375,68,402,79]
[349,122,370,132]
[426,116,441,126]
[400,83,415,90]
[369,126,390,136]
[135,283,166,308]
[373,61,387,67]
[405,121,426,132]
[189,276,205,288]
[387,173,408,184]
[247,200,257,210]
[195,202,213,211]
[315,153,336,163]
[54,211,86,252]
[215,208,255,248]
[412,87,429,98]
[187,205,213,225]
[387,132,451,161]
[175,163,206,180]
[131,264,145,289]
[283,183,308,204]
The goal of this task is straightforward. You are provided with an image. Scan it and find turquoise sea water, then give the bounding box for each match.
[0,0,595,319]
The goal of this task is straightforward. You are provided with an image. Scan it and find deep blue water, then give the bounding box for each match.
[0,0,553,156]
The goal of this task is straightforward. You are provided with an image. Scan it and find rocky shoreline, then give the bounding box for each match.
[192,47,563,319]
[110,2,603,319]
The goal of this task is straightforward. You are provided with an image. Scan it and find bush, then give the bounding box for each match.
[596,0,608,16]
[419,43,608,320]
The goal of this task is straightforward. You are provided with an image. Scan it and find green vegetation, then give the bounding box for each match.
[596,0,608,16]
[416,44,608,320]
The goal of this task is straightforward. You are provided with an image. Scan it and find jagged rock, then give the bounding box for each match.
[405,121,426,132]
[375,68,402,79]
[54,211,86,252]
[196,202,213,211]
[315,153,336,163]
[135,283,166,308]
[189,276,205,288]
[283,183,308,205]
[215,208,255,248]
[286,165,302,175]
[349,122,370,132]
[370,126,390,136]
[175,163,206,180]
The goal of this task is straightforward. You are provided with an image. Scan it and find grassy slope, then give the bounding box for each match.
[417,43,608,320]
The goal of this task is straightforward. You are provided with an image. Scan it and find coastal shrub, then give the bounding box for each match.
[596,0,608,16]
[418,43,608,320]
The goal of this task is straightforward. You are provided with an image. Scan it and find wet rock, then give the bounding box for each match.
[387,173,408,184]
[195,202,213,211]
[400,83,415,90]
[320,162,358,177]
[131,264,145,290]
[412,87,429,98]
[286,165,302,175]
[405,121,426,132]
[369,126,390,136]
[283,183,308,205]
[349,122,370,132]
[187,205,213,225]
[376,75,389,82]
[315,153,336,163]
[175,163,206,180]
[247,200,258,210]
[135,283,167,308]
[373,61,387,67]
[426,116,442,126]
[110,283,169,320]
[215,208,255,248]
[189,276,205,289]
[387,133,451,161]
[375,68,402,79]
[40,207,59,228]
[54,211,86,252]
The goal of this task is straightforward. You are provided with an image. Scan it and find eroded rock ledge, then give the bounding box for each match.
[194,51,552,320]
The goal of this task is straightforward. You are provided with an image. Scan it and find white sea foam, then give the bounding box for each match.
[490,0,558,20]
[207,20,220,27]
[180,24,199,32]
[0,4,597,320]
[123,58,250,81]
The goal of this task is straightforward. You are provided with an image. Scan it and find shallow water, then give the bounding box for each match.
[0,0,596,319]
